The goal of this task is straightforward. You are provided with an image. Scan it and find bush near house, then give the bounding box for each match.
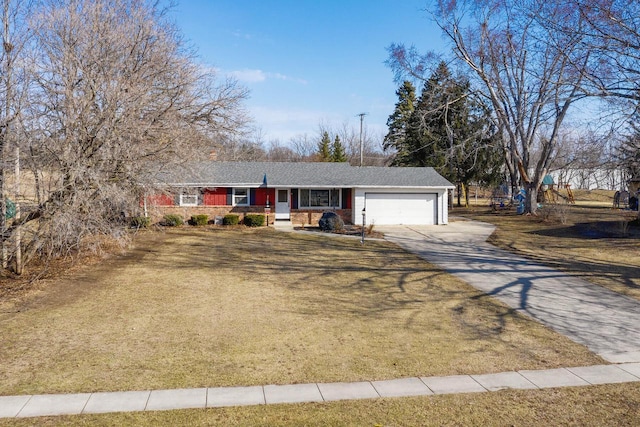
[190,214,209,226]
[319,211,344,231]
[130,216,151,228]
[162,214,184,227]
[222,214,240,225]
[243,214,265,227]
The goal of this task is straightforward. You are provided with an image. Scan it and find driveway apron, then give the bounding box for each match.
[379,221,640,363]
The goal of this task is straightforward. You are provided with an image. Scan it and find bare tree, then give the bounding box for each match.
[0,0,32,274]
[388,0,590,213]
[265,139,299,162]
[213,127,265,161]
[288,133,316,160]
[4,0,248,269]
[566,0,640,103]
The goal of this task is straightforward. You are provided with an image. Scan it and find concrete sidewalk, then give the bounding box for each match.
[379,220,640,364]
[2,363,640,419]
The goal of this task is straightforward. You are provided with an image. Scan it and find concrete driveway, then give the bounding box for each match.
[378,220,640,363]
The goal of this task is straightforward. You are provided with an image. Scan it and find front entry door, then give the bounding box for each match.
[275,189,290,220]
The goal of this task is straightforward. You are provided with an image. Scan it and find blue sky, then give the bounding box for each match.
[170,1,445,147]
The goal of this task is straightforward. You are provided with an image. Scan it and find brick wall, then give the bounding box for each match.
[149,206,353,227]
[148,205,276,225]
[290,209,352,227]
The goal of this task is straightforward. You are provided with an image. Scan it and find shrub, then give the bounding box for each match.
[243,214,265,227]
[222,214,240,225]
[162,214,184,226]
[366,223,375,235]
[190,214,209,226]
[130,216,151,228]
[540,202,570,224]
[318,211,344,232]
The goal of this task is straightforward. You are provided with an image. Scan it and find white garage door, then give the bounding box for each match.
[365,193,436,225]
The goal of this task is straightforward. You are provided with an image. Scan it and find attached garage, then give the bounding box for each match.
[365,192,437,225]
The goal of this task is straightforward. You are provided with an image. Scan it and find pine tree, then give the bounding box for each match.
[331,135,347,162]
[404,62,458,169]
[317,131,331,161]
[383,80,416,164]
[391,62,502,205]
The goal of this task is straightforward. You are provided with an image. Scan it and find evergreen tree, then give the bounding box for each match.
[317,131,331,161]
[331,135,347,162]
[383,80,416,164]
[391,62,502,205]
[404,62,458,169]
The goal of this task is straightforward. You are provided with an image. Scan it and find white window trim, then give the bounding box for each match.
[179,194,198,206]
[299,188,341,209]
[233,188,249,206]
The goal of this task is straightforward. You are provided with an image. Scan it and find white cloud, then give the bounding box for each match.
[231,29,252,40]
[271,73,308,85]
[229,68,307,85]
[229,69,267,83]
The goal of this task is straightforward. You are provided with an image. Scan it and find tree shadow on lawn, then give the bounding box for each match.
[0,228,605,397]
[145,228,548,344]
[530,220,640,239]
[19,226,596,355]
[150,229,454,317]
[523,222,640,294]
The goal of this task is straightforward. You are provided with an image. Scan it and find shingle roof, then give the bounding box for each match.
[156,161,454,189]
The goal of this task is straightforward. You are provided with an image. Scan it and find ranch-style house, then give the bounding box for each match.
[147,161,454,226]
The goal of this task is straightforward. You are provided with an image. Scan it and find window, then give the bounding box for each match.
[233,188,249,206]
[299,189,340,208]
[179,194,198,206]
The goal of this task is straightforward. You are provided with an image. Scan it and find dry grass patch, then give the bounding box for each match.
[0,228,601,396]
[2,383,640,426]
[454,203,640,300]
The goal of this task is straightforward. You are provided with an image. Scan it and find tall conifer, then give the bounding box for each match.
[331,135,347,162]
[383,80,416,164]
[317,131,331,161]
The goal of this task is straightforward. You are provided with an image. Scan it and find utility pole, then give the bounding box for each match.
[357,112,367,166]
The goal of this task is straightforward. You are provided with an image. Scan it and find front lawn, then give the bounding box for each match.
[0,228,601,396]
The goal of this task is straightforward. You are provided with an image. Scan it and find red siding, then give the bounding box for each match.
[147,194,174,206]
[344,188,352,209]
[254,188,275,206]
[203,188,228,205]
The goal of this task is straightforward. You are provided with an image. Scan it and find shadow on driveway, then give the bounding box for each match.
[379,222,640,363]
